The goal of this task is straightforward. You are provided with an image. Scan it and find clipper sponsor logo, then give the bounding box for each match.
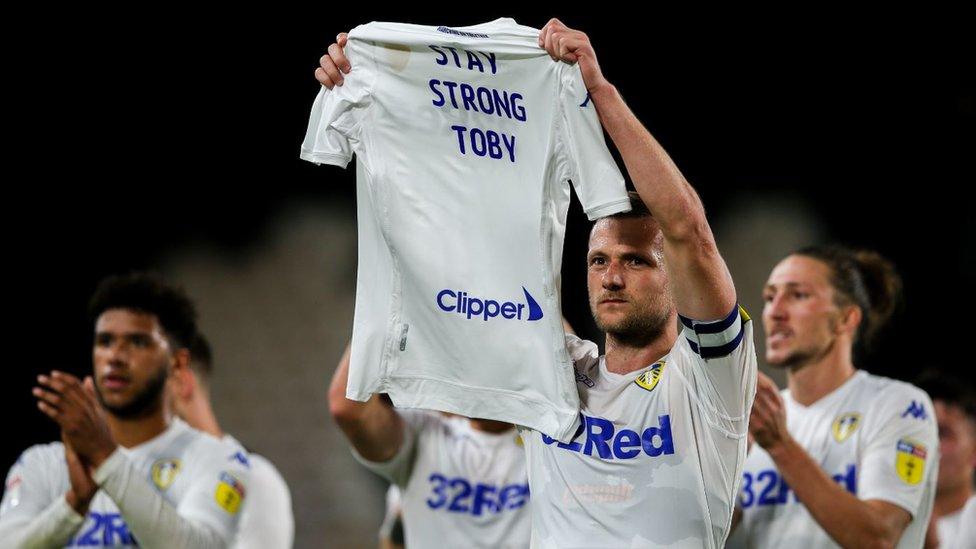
[68,512,136,546]
[896,439,927,485]
[831,412,861,442]
[436,287,544,321]
[542,414,674,460]
[901,401,928,420]
[741,464,856,508]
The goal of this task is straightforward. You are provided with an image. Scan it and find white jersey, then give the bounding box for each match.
[520,305,757,548]
[939,496,976,549]
[223,436,294,549]
[356,411,531,548]
[300,17,631,441]
[0,418,249,548]
[738,370,939,548]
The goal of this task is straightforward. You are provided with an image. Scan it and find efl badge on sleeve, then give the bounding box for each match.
[634,361,666,393]
[831,413,861,443]
[215,471,246,514]
[151,459,181,490]
[895,439,927,485]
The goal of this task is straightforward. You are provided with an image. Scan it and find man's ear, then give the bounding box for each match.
[840,305,863,337]
[170,348,196,400]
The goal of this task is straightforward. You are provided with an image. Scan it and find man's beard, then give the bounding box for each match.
[591,296,672,347]
[95,366,168,419]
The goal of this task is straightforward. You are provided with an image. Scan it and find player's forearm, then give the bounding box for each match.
[94,450,226,548]
[589,83,706,242]
[769,439,902,549]
[0,495,85,549]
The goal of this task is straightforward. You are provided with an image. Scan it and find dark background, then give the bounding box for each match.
[4,6,972,527]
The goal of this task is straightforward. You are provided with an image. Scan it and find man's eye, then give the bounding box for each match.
[628,258,645,266]
[762,293,774,302]
[130,336,151,348]
[589,257,605,266]
[95,335,112,346]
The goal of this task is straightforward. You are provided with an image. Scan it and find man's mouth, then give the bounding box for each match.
[102,374,131,390]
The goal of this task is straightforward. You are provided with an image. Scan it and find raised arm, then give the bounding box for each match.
[540,19,735,320]
[328,343,406,462]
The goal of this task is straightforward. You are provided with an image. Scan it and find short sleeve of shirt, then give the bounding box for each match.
[352,409,438,487]
[300,35,376,169]
[858,386,938,517]
[0,445,58,521]
[676,304,757,438]
[175,437,251,542]
[555,63,630,220]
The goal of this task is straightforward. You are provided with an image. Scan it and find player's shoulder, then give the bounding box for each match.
[857,371,932,409]
[10,441,66,471]
[175,422,250,472]
[565,333,601,377]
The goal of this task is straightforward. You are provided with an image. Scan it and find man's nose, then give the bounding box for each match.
[602,261,625,290]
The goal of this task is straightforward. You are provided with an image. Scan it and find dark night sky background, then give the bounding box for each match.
[4,8,973,480]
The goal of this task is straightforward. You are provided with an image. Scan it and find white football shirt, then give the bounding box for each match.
[0,418,249,548]
[520,305,757,548]
[300,18,631,441]
[222,435,294,549]
[356,411,531,548]
[738,370,939,548]
[938,495,976,549]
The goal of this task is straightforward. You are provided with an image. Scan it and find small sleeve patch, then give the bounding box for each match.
[895,439,927,485]
[214,471,246,514]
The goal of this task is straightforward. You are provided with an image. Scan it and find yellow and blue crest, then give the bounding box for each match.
[831,413,861,443]
[634,361,666,392]
[150,458,181,490]
[895,439,927,485]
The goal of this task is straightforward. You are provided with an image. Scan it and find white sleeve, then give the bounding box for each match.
[94,442,250,549]
[0,445,84,549]
[232,454,293,549]
[555,63,631,220]
[299,35,375,169]
[675,304,757,439]
[351,409,436,487]
[858,386,939,517]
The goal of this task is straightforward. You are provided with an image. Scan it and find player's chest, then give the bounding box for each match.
[547,370,684,463]
[741,409,865,514]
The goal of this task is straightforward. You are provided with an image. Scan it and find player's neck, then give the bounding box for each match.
[934,481,974,518]
[183,395,224,438]
[107,408,173,448]
[785,342,856,406]
[604,323,677,375]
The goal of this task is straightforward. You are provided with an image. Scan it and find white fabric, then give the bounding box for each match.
[300,18,630,441]
[0,418,249,548]
[355,411,531,548]
[520,306,757,548]
[378,484,402,541]
[738,370,939,548]
[937,495,976,549]
[221,436,293,549]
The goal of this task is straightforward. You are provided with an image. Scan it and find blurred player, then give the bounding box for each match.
[737,247,939,547]
[377,485,404,549]
[318,18,756,547]
[169,332,295,548]
[0,273,249,547]
[915,372,976,549]
[329,343,532,548]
